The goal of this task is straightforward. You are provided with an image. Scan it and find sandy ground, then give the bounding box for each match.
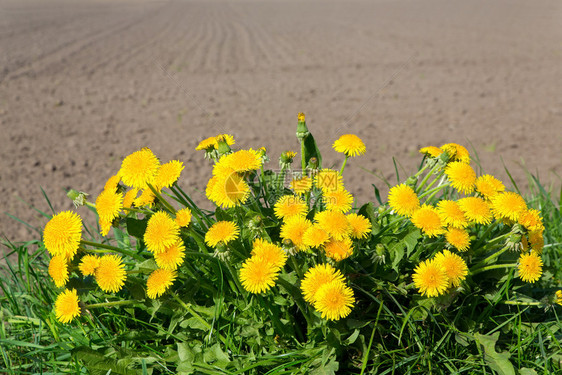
[0,0,561,243]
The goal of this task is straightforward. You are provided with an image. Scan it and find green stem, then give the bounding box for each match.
[171,293,227,344]
[276,167,287,190]
[471,263,517,275]
[471,245,511,270]
[503,300,542,306]
[86,300,137,309]
[147,184,176,214]
[290,256,304,280]
[416,164,441,193]
[418,182,450,200]
[80,240,144,261]
[339,155,349,175]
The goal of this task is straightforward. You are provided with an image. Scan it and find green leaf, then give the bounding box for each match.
[403,229,421,257]
[389,241,405,270]
[474,332,515,375]
[303,133,322,169]
[127,217,148,240]
[72,346,137,375]
[519,369,538,375]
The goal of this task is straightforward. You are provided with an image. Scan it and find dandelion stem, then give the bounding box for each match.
[470,263,517,275]
[86,300,138,309]
[471,245,511,271]
[80,240,144,261]
[503,300,542,306]
[339,155,349,175]
[416,164,441,193]
[418,182,450,200]
[148,184,176,214]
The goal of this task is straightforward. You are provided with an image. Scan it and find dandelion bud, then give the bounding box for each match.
[307,157,318,170]
[279,151,297,169]
[213,243,230,262]
[216,135,232,155]
[67,189,89,208]
[296,113,309,140]
[406,176,418,188]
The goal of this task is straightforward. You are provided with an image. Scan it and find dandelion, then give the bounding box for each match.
[239,257,279,294]
[100,218,112,237]
[43,211,82,259]
[154,160,184,189]
[95,189,123,222]
[251,238,287,269]
[280,216,312,251]
[314,280,355,321]
[54,289,81,324]
[175,208,192,227]
[79,254,100,276]
[412,259,449,297]
[419,146,443,158]
[103,175,121,192]
[518,209,544,233]
[555,290,562,306]
[324,237,354,261]
[144,211,180,254]
[95,255,126,293]
[437,200,468,228]
[118,148,160,189]
[323,189,353,213]
[302,225,330,248]
[332,134,366,157]
[123,188,138,209]
[314,169,343,193]
[205,221,239,247]
[434,250,468,287]
[133,189,155,208]
[388,184,420,217]
[315,211,352,240]
[49,255,69,287]
[411,205,444,237]
[528,231,544,253]
[213,134,235,148]
[290,176,313,195]
[441,143,470,163]
[491,192,527,221]
[196,136,217,151]
[301,264,345,303]
[221,149,262,172]
[274,195,307,219]
[458,197,493,225]
[518,252,543,283]
[445,227,471,252]
[346,213,372,239]
[445,162,476,194]
[146,269,177,299]
[154,239,185,270]
[207,168,251,208]
[475,174,505,200]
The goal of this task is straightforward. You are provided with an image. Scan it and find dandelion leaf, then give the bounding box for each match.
[474,332,515,375]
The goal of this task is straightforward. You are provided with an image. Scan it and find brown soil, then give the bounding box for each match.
[1,0,561,243]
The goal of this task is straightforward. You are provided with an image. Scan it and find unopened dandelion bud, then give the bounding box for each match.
[213,243,230,262]
[279,151,297,169]
[376,244,386,257]
[67,189,89,208]
[296,113,309,140]
[406,176,417,188]
[307,157,318,170]
[373,244,386,264]
[216,136,232,155]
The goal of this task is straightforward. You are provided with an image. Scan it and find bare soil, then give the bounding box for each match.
[1,0,561,243]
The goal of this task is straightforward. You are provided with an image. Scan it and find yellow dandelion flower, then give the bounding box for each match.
[221,149,262,172]
[518,209,544,233]
[144,211,180,254]
[518,252,543,283]
[441,143,470,163]
[491,192,527,221]
[43,211,82,259]
[99,217,112,237]
[388,184,420,217]
[79,254,100,276]
[123,188,138,209]
[555,290,562,306]
[324,237,354,261]
[297,112,305,122]
[412,259,449,297]
[434,250,468,287]
[280,216,312,251]
[274,195,308,219]
[251,238,287,269]
[437,200,468,228]
[103,174,121,192]
[146,269,176,299]
[154,239,185,270]
[154,160,184,190]
[445,227,470,252]
[196,136,217,151]
[301,264,345,303]
[314,280,355,321]
[54,289,81,324]
[214,134,235,148]
[49,255,69,288]
[323,188,353,213]
[96,189,123,222]
[205,221,239,247]
[475,175,505,200]
[445,162,476,195]
[133,189,155,208]
[119,148,160,189]
[175,208,192,227]
[315,211,352,240]
[332,134,366,157]
[314,169,344,193]
[411,205,444,237]
[457,197,492,225]
[302,225,330,248]
[346,213,372,239]
[290,176,313,195]
[528,230,544,254]
[95,255,126,293]
[207,168,251,208]
[240,257,279,294]
[419,146,443,158]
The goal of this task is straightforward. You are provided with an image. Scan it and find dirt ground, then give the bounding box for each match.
[0,0,561,243]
